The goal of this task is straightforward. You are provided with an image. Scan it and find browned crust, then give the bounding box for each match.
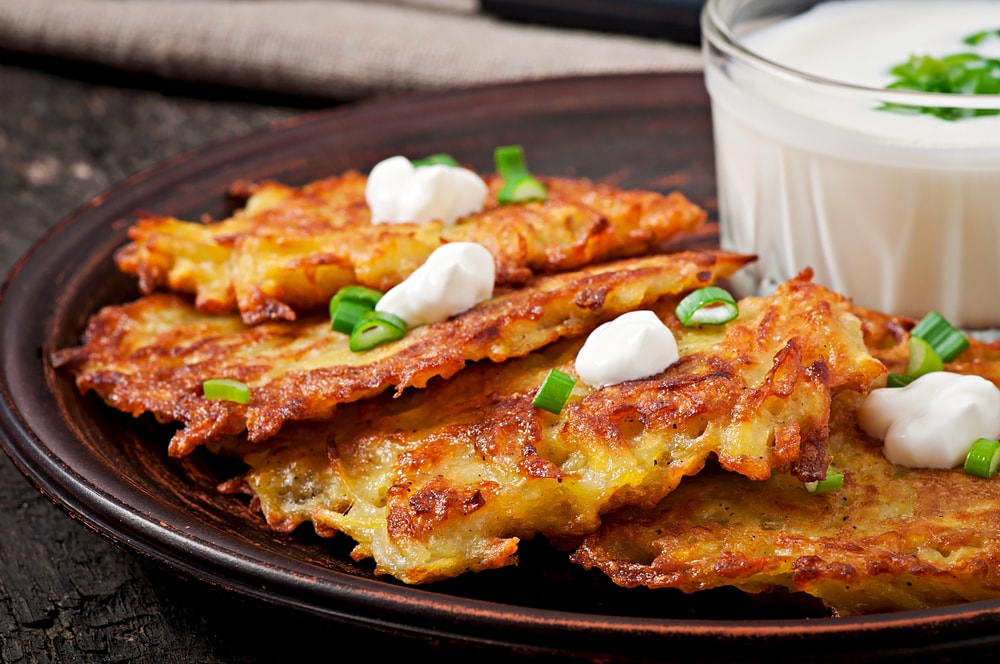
[114,173,708,324]
[216,273,884,583]
[52,250,753,456]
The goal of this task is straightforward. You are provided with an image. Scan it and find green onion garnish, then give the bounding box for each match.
[886,313,967,387]
[964,438,1000,478]
[910,311,969,363]
[411,153,460,168]
[503,177,548,203]
[349,311,407,351]
[886,373,915,388]
[880,43,1000,121]
[674,286,739,327]
[803,468,844,495]
[963,29,1000,47]
[532,369,577,414]
[903,335,944,379]
[495,145,548,204]
[329,285,384,334]
[202,378,251,404]
[329,285,383,313]
[331,298,375,335]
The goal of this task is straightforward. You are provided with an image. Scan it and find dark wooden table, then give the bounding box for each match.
[0,53,558,664]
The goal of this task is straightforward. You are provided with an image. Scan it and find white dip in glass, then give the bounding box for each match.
[702,0,1000,327]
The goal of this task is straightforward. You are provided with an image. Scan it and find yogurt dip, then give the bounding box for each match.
[574,310,679,388]
[375,241,495,327]
[858,371,1000,469]
[366,155,488,226]
[703,0,1000,327]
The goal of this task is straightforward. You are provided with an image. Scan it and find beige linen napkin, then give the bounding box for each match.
[0,0,703,99]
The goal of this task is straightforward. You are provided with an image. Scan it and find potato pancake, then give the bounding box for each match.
[115,173,707,324]
[212,273,884,584]
[571,312,1000,616]
[52,251,751,457]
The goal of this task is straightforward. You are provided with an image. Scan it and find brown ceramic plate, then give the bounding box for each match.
[2,73,1000,662]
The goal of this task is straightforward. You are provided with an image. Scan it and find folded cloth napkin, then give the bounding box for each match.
[0,0,703,100]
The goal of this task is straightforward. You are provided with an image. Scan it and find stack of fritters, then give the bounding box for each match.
[572,310,1000,616]
[58,165,1000,615]
[207,273,883,583]
[52,250,753,456]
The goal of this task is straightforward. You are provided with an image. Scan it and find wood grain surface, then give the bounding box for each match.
[0,57,315,664]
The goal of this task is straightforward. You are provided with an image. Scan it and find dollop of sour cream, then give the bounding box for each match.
[365,155,488,226]
[574,310,679,388]
[858,372,1000,469]
[375,242,495,327]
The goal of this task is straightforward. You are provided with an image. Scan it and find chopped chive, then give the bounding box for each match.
[532,369,577,414]
[349,311,407,351]
[886,373,915,388]
[674,286,739,327]
[329,285,383,315]
[904,336,944,379]
[886,313,967,387]
[963,29,1000,47]
[331,298,375,335]
[504,177,548,203]
[880,47,1000,121]
[803,468,844,495]
[910,311,969,363]
[330,285,384,334]
[964,438,1000,478]
[412,153,460,168]
[202,378,251,404]
[495,145,548,204]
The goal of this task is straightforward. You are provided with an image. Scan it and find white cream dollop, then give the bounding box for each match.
[375,242,495,327]
[365,155,488,226]
[574,310,679,388]
[858,371,1000,469]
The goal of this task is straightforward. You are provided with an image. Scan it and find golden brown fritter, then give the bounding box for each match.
[213,273,883,584]
[52,251,751,457]
[570,389,1000,616]
[115,173,708,324]
[570,310,1000,616]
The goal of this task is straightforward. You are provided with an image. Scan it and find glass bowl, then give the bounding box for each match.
[701,0,1000,328]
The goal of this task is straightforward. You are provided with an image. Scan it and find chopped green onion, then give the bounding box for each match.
[886,314,967,387]
[503,177,548,203]
[886,373,915,388]
[203,378,250,405]
[532,369,577,414]
[329,285,383,334]
[674,286,739,327]
[330,286,407,350]
[804,468,844,495]
[910,311,969,363]
[880,49,1000,121]
[349,311,407,351]
[329,285,383,314]
[495,145,548,204]
[331,298,375,335]
[412,153,460,168]
[963,30,1000,47]
[964,438,1000,478]
[904,336,944,379]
